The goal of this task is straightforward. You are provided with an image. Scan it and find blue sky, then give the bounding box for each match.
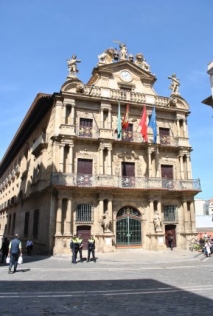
[0,1,213,199]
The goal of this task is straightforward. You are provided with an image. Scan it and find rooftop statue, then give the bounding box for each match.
[135,53,150,72]
[113,40,128,60]
[98,48,114,65]
[168,74,180,95]
[67,54,81,76]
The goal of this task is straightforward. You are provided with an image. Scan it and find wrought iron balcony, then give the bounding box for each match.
[51,173,201,191]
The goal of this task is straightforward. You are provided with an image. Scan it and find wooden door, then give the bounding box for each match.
[77,225,91,250]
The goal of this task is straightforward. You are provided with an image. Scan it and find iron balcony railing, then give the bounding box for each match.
[51,173,201,191]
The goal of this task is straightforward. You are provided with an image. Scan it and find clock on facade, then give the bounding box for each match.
[120,70,132,82]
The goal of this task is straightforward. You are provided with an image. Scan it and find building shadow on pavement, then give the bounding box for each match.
[1,279,213,315]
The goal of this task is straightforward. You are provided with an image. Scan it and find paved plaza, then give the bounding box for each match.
[0,249,213,315]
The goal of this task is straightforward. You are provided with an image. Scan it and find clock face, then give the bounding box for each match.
[120,70,132,82]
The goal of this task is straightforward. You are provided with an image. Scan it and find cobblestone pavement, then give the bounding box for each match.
[1,249,213,315]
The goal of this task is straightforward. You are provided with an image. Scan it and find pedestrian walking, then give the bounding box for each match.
[205,239,211,257]
[76,234,83,262]
[70,235,79,264]
[87,235,96,262]
[8,233,22,274]
[1,237,9,263]
[166,231,174,250]
[26,238,33,256]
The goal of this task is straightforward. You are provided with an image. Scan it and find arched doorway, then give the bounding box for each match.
[116,206,141,247]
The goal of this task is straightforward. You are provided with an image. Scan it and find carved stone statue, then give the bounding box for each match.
[113,40,127,60]
[76,82,84,93]
[100,210,111,233]
[153,211,163,232]
[98,48,114,65]
[168,74,180,95]
[67,54,81,75]
[135,53,150,72]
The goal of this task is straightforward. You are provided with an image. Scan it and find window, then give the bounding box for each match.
[77,159,93,186]
[159,128,170,145]
[33,209,39,238]
[122,162,135,187]
[122,123,133,141]
[79,118,93,137]
[164,206,177,221]
[161,165,174,188]
[76,204,93,223]
[24,212,29,236]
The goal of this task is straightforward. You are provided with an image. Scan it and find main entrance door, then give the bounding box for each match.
[116,206,141,246]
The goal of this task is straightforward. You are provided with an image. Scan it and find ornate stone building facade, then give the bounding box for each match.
[0,43,201,254]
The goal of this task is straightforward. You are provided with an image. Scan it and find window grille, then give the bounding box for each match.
[76,204,93,223]
[164,206,177,221]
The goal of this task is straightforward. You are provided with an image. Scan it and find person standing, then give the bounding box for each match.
[8,233,22,274]
[70,235,79,264]
[26,238,33,256]
[87,235,96,262]
[1,237,9,263]
[76,234,83,262]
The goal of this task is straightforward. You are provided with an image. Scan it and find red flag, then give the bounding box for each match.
[139,106,148,142]
[122,104,130,129]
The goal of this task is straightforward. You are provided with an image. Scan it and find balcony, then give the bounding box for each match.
[51,173,201,191]
[31,134,48,156]
[83,86,169,106]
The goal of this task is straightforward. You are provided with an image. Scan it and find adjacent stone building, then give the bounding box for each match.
[0,43,201,254]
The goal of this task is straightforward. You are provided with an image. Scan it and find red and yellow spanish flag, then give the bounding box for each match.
[122,104,130,129]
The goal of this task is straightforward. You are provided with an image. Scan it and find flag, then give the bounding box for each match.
[117,102,122,139]
[139,106,148,142]
[148,107,157,143]
[122,104,130,129]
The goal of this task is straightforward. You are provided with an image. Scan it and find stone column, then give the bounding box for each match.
[55,197,62,236]
[179,153,184,179]
[59,144,64,173]
[183,200,189,232]
[69,143,74,173]
[107,147,112,175]
[183,119,187,138]
[71,103,75,125]
[190,201,196,232]
[100,109,104,128]
[99,145,104,174]
[64,198,72,235]
[186,153,192,179]
[184,118,188,138]
[63,104,66,124]
[149,199,154,233]
[176,118,180,137]
[147,148,152,177]
[108,198,113,232]
[108,109,112,129]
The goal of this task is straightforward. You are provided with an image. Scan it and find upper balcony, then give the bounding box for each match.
[31,133,48,156]
[51,173,201,192]
[83,86,169,106]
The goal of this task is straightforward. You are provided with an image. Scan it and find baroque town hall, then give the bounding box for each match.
[0,42,201,254]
